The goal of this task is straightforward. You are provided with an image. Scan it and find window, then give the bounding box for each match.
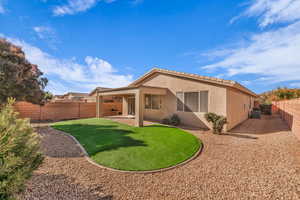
[177,91,209,113]
[145,95,162,110]
[152,95,161,109]
[145,95,151,109]
[176,92,184,111]
[184,92,199,112]
[200,91,208,113]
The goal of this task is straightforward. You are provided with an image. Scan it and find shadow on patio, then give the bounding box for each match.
[229,114,290,135]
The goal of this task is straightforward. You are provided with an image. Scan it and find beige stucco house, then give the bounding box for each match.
[53,92,96,102]
[93,68,257,131]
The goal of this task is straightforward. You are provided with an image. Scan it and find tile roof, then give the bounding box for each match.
[129,68,257,97]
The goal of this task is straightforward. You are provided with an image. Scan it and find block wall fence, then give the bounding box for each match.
[14,101,122,121]
[272,99,300,140]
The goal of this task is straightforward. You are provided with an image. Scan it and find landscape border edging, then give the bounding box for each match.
[51,127,203,174]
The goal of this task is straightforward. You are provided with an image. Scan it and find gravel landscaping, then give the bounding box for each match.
[19,115,300,200]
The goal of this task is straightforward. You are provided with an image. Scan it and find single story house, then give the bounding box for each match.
[53,92,95,102]
[92,68,257,131]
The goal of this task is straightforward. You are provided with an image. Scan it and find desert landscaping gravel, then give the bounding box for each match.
[19,115,300,200]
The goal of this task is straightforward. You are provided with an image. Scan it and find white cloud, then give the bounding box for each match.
[202,0,300,87]
[46,81,73,95]
[241,80,251,85]
[0,0,5,14]
[53,0,115,16]
[33,26,59,49]
[290,82,300,88]
[4,36,133,94]
[202,21,300,84]
[244,0,300,27]
[53,0,97,16]
[33,26,55,39]
[131,0,143,5]
[48,0,142,16]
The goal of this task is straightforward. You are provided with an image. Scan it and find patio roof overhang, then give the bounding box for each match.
[96,85,168,96]
[96,86,167,127]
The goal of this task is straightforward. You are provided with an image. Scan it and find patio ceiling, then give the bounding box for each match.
[97,85,168,96]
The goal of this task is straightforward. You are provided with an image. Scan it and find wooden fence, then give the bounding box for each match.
[272,99,300,140]
[14,101,123,121]
[14,101,97,121]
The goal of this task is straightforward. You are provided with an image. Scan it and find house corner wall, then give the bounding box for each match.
[226,88,254,130]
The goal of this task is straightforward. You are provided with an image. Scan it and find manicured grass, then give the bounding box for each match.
[52,118,201,171]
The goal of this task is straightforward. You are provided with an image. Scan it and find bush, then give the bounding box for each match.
[0,98,43,200]
[204,112,227,134]
[170,114,181,126]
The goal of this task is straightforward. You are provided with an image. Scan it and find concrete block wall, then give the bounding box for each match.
[272,99,300,140]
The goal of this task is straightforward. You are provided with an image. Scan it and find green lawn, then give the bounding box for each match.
[51,118,201,171]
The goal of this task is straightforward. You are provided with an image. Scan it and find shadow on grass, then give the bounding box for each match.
[143,124,176,129]
[52,124,147,156]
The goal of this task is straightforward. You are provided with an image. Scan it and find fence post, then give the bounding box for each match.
[78,103,81,118]
[39,105,42,121]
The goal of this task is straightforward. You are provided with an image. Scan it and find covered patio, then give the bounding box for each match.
[96,86,167,127]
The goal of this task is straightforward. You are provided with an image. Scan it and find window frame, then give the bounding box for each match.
[176,92,184,112]
[176,90,209,113]
[184,91,199,112]
[145,94,152,109]
[199,90,209,113]
[144,94,162,110]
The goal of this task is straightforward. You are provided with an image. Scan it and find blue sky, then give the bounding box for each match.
[1,0,300,94]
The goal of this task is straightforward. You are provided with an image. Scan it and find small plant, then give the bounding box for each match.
[204,112,227,134]
[0,98,43,199]
[161,118,170,125]
[170,114,181,126]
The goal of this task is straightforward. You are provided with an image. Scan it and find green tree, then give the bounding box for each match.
[0,98,43,199]
[0,38,49,105]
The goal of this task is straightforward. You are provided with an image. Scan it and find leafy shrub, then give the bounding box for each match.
[0,98,43,200]
[161,118,170,125]
[170,114,181,126]
[204,112,227,134]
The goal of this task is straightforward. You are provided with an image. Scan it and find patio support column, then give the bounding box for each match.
[122,96,128,116]
[135,90,144,127]
[96,93,104,118]
[96,92,99,118]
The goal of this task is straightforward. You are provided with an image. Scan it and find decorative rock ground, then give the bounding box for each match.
[19,115,300,200]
